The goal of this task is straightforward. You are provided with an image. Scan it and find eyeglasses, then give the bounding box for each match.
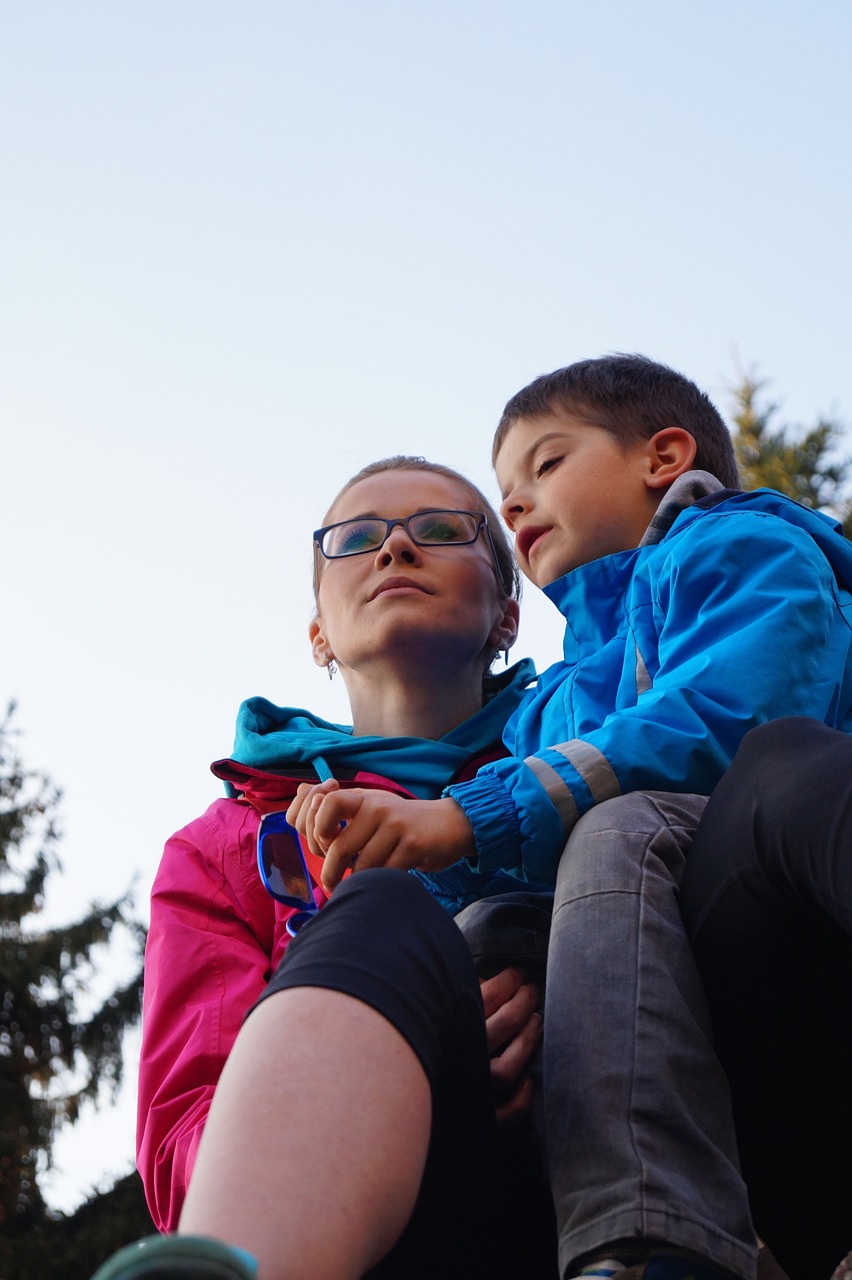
[257,810,319,937]
[313,509,488,560]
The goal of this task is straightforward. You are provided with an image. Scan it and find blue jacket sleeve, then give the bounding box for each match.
[447,509,852,885]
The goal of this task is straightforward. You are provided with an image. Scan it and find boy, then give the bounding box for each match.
[292,355,852,1280]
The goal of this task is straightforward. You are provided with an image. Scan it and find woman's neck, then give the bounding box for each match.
[345,664,486,740]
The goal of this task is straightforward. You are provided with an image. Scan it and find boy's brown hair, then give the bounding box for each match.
[492,354,740,489]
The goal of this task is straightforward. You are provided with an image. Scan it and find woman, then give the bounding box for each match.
[95,456,555,1280]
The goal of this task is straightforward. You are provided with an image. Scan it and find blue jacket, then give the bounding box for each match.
[447,475,852,887]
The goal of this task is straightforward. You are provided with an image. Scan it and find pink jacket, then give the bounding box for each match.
[136,764,420,1231]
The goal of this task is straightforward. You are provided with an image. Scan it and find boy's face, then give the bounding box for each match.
[495,411,661,588]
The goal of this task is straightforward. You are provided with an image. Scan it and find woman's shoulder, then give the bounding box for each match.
[168,794,258,847]
[156,796,262,898]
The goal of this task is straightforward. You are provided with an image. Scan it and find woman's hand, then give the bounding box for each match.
[480,967,543,1129]
[286,785,477,894]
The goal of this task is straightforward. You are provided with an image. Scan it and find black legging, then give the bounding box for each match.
[257,868,557,1280]
[679,718,852,1279]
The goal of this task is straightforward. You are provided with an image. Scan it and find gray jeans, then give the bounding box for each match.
[457,792,757,1280]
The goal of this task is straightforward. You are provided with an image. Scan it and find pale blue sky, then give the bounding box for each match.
[2,0,850,1212]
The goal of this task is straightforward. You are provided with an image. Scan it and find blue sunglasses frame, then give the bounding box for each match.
[257,810,319,937]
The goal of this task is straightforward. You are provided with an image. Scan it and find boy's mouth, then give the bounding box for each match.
[516,525,551,562]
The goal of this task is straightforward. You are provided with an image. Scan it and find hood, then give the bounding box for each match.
[686,486,852,593]
[224,657,537,800]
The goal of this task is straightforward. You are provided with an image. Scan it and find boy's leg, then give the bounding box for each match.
[454,887,554,982]
[680,718,852,1280]
[544,792,756,1280]
[180,870,525,1280]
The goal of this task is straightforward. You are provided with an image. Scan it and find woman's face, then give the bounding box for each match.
[310,470,517,678]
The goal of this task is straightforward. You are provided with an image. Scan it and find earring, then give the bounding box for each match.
[327,659,337,681]
[503,648,510,666]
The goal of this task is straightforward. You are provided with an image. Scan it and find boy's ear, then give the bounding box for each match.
[644,428,698,490]
[490,598,520,653]
[309,616,334,669]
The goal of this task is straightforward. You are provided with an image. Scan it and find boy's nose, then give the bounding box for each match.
[500,489,529,528]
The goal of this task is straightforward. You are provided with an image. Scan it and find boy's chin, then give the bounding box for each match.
[520,545,573,589]
[523,563,562,590]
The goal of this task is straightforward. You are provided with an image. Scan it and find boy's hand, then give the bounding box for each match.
[480,967,543,1129]
[286,785,477,894]
[286,777,341,837]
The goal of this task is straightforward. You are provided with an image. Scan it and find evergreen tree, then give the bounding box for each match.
[731,369,852,535]
[0,702,147,1271]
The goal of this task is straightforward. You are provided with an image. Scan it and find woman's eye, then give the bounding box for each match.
[339,523,381,552]
[421,521,459,542]
[415,514,469,542]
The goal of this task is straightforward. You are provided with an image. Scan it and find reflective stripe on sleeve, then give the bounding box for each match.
[523,739,622,838]
[523,754,581,836]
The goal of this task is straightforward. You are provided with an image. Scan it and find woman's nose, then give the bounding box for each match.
[377,525,420,565]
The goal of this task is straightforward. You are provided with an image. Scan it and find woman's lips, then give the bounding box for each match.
[369,577,432,600]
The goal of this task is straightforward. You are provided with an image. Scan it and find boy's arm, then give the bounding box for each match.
[448,510,852,884]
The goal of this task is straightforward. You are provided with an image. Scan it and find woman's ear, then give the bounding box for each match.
[309,616,335,670]
[645,428,698,490]
[490,598,520,654]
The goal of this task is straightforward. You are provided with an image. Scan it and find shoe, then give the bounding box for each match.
[616,1259,731,1279]
[89,1234,258,1280]
[579,1259,732,1280]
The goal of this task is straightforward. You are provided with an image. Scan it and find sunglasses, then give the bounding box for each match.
[313,509,489,559]
[257,810,319,937]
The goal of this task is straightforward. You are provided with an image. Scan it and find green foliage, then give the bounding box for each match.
[0,1172,153,1280]
[0,703,146,1251]
[731,370,852,535]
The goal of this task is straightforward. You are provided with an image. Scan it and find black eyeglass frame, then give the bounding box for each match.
[313,509,494,561]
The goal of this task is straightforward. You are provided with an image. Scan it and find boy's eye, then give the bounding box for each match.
[535,456,561,478]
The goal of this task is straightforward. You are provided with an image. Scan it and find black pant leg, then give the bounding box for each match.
[680,719,852,1279]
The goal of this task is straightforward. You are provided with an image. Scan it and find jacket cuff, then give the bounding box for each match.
[444,773,522,878]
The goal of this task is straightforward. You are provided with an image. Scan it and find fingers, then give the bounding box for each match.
[490,1006,542,1088]
[318,795,415,890]
[480,967,543,1130]
[481,972,540,1057]
[313,793,418,891]
[286,779,339,839]
[495,1074,535,1130]
[491,1007,543,1128]
[480,967,527,1023]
